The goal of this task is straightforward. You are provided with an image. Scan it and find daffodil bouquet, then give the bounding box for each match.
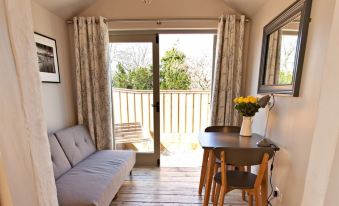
[233,96,261,117]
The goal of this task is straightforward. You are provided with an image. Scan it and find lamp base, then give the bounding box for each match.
[256,138,271,147]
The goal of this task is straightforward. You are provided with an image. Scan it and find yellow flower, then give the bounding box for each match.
[233,97,238,103]
[243,97,250,103]
[237,97,244,103]
[249,96,257,103]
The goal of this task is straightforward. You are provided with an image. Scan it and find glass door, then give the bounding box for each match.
[109,34,160,166]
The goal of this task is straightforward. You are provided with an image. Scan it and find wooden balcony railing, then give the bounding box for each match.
[112,88,211,134]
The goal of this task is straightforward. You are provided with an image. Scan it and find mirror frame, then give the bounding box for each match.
[257,0,313,97]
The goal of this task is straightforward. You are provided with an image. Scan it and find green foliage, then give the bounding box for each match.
[160,48,191,90]
[278,70,293,84]
[112,63,153,90]
[112,47,192,90]
[112,63,129,88]
[234,103,260,117]
[129,67,153,90]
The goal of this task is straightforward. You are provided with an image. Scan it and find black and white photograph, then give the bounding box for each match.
[34,32,60,83]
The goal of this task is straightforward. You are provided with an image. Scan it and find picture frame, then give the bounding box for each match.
[34,32,60,83]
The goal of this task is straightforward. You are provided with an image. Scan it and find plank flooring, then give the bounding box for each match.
[110,167,247,206]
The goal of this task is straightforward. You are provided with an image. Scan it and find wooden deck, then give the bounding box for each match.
[110,167,247,205]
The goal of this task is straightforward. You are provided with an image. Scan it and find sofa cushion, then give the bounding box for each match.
[56,150,136,206]
[48,134,72,180]
[55,125,96,166]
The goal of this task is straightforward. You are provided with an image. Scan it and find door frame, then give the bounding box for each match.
[109,33,160,166]
[109,30,218,167]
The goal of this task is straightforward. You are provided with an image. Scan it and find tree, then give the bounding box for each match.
[186,56,212,90]
[112,63,130,88]
[160,48,191,90]
[112,46,194,90]
[129,66,153,90]
[112,63,153,90]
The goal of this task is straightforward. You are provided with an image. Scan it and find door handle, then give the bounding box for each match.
[151,102,160,113]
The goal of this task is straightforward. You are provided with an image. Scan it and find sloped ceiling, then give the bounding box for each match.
[32,0,267,19]
[224,0,268,17]
[32,0,96,19]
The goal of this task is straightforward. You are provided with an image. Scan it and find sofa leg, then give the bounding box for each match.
[130,170,132,176]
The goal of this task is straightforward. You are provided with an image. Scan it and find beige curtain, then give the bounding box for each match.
[210,15,246,126]
[0,0,58,205]
[73,17,113,150]
[265,30,281,85]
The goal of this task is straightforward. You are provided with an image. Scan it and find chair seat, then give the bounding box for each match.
[214,171,257,189]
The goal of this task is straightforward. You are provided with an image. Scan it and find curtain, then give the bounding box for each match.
[210,15,246,126]
[265,30,281,85]
[73,17,113,150]
[0,0,58,205]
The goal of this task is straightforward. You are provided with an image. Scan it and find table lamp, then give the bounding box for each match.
[256,94,275,147]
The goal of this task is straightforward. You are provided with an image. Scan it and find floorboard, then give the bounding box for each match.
[111,167,247,206]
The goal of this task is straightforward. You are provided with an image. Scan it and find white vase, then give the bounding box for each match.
[240,116,253,137]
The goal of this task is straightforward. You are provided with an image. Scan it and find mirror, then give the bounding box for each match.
[258,0,313,96]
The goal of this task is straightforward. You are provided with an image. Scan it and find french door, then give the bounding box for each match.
[110,34,160,166]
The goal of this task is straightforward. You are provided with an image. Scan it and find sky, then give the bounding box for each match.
[159,34,214,62]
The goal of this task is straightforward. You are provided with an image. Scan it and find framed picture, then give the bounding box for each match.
[34,32,60,83]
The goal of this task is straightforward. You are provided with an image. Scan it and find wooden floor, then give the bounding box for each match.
[110,167,247,206]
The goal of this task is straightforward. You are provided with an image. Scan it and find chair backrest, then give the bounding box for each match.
[205,126,240,133]
[213,147,274,166]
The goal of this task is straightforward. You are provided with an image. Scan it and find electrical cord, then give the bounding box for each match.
[267,149,276,205]
[262,94,276,205]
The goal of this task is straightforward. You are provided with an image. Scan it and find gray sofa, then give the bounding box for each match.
[48,125,136,206]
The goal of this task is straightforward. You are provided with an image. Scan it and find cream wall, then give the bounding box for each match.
[302,0,339,204]
[31,1,76,133]
[245,0,336,205]
[79,0,238,29]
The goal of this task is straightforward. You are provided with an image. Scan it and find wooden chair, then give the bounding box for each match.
[199,126,241,200]
[212,148,273,206]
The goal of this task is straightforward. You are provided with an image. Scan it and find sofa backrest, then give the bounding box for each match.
[55,125,96,166]
[48,134,72,179]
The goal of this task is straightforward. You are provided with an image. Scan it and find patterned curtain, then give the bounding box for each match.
[210,15,246,126]
[265,30,281,85]
[73,17,113,150]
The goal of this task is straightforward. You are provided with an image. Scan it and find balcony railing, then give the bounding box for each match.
[112,88,211,134]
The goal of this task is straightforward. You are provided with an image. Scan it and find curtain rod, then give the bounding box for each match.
[66,17,250,24]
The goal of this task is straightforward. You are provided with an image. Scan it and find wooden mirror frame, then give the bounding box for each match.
[257,0,313,97]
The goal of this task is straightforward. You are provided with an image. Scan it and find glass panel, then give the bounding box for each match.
[264,14,301,85]
[110,42,154,153]
[158,34,214,167]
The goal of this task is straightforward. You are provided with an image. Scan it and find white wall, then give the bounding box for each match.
[31,1,76,132]
[244,0,336,205]
[302,0,339,205]
[79,0,238,29]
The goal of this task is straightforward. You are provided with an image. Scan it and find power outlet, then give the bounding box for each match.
[274,187,283,202]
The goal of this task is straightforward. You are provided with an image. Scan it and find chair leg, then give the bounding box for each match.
[242,190,246,201]
[237,166,246,201]
[211,164,218,202]
[199,149,209,195]
[254,191,260,206]
[218,188,225,206]
[248,194,253,206]
[213,183,221,206]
